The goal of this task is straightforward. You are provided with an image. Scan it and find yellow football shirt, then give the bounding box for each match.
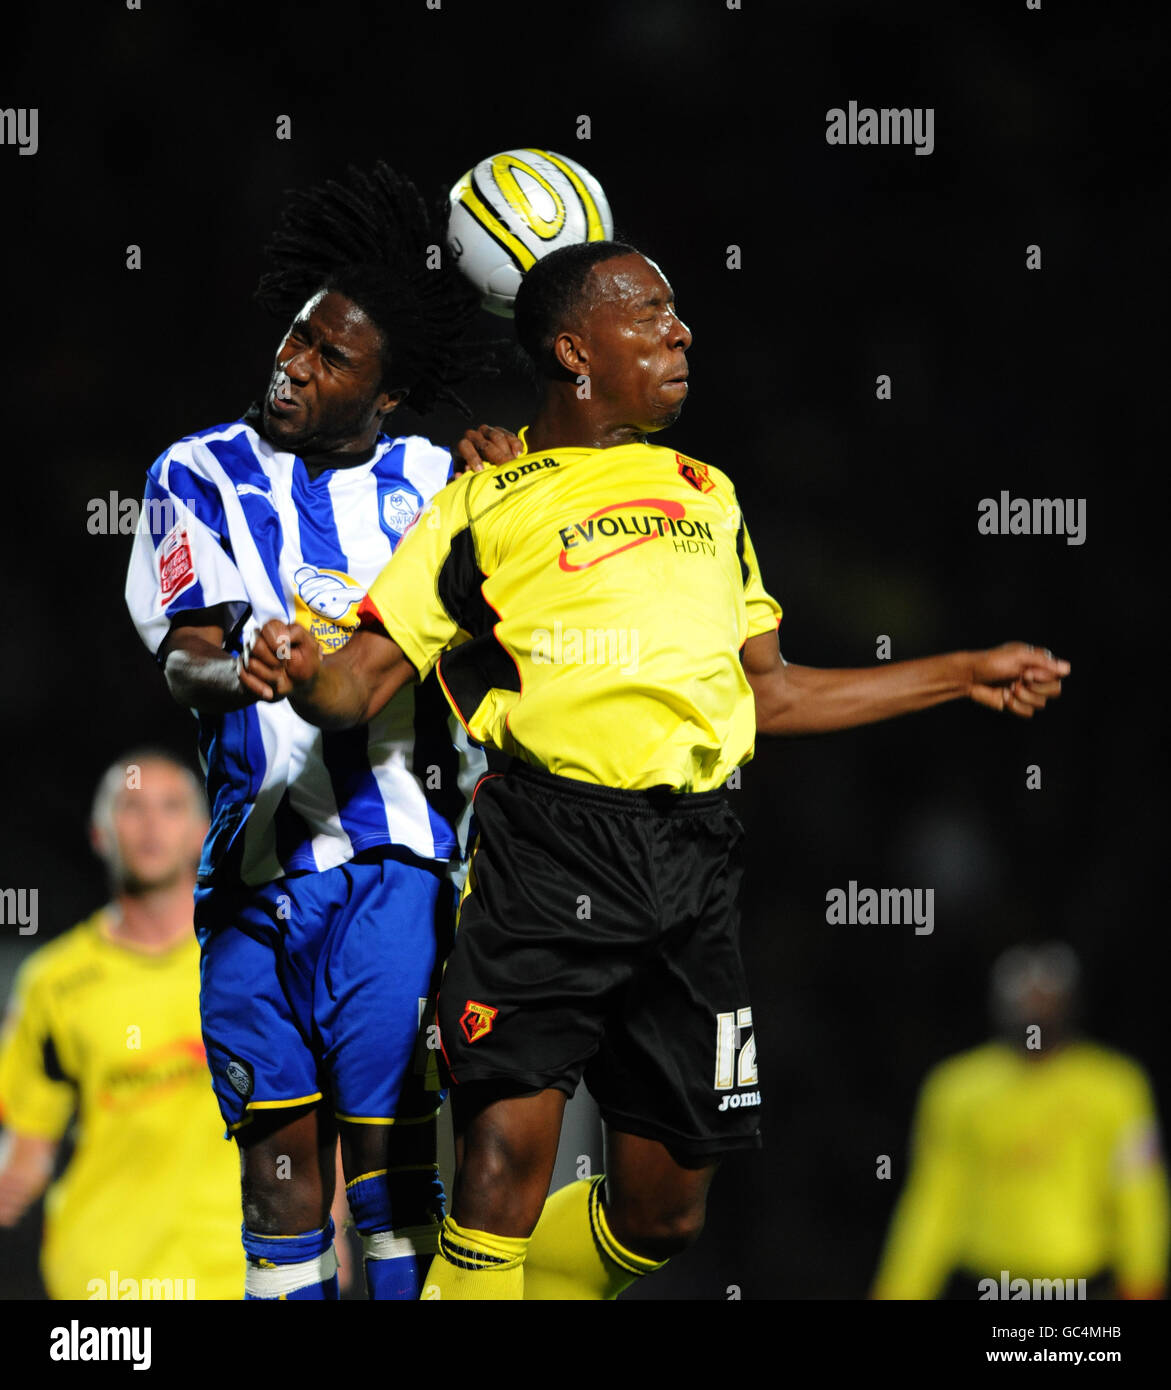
[0,908,241,1299]
[873,1041,1170,1298]
[363,437,782,791]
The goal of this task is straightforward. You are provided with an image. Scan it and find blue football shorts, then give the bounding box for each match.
[194,851,452,1135]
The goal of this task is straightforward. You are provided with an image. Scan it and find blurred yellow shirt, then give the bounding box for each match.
[0,908,240,1299]
[873,1041,1169,1298]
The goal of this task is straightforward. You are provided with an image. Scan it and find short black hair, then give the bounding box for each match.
[514,239,641,379]
[255,162,494,415]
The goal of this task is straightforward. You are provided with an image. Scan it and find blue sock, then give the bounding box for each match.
[242,1219,339,1300]
[346,1166,445,1301]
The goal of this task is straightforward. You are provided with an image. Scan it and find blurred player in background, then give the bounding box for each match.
[872,943,1169,1299]
[125,164,510,1301]
[241,241,1070,1299]
[0,751,240,1299]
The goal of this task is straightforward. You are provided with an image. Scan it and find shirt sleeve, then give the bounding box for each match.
[1109,1067,1170,1298]
[735,512,783,641]
[361,478,475,682]
[125,444,252,658]
[399,434,455,501]
[0,957,75,1140]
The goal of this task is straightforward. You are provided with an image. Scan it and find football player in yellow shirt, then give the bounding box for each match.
[872,944,1168,1299]
[0,751,241,1299]
[240,241,1070,1299]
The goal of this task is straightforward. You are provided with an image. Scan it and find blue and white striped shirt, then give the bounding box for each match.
[126,415,484,887]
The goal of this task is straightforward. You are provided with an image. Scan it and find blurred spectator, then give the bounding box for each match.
[873,944,1169,1299]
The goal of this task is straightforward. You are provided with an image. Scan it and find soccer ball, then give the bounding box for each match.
[447,148,614,317]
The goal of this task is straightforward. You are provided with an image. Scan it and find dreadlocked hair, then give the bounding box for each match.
[254,162,495,416]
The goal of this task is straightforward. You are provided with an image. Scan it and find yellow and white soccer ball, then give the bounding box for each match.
[447,148,614,317]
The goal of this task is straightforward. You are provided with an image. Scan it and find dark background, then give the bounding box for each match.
[1,0,1165,1302]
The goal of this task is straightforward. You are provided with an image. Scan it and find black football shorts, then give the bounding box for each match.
[437,761,762,1159]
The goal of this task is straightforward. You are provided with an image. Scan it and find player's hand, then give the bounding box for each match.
[238,621,320,701]
[451,424,523,475]
[0,1136,55,1226]
[968,642,1070,718]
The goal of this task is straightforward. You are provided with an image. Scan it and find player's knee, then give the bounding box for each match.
[605,1195,707,1261]
[453,1134,549,1233]
[241,1150,331,1233]
[237,1104,333,1233]
[458,1098,551,1188]
[242,1178,330,1236]
[462,1130,544,1196]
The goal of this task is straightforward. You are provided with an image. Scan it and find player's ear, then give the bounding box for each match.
[376,387,407,420]
[552,330,587,378]
[90,821,111,860]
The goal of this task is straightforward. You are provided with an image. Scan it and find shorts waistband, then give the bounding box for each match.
[489,759,729,816]
[196,843,445,894]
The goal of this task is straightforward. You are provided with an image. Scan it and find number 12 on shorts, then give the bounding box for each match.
[714,1007,757,1090]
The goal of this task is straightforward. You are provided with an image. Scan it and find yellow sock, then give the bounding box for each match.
[523,1175,666,1300]
[419,1216,528,1300]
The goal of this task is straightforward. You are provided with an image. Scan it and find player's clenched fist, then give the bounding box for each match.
[237,620,320,702]
[969,642,1070,718]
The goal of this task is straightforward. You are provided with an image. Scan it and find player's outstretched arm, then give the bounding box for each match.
[242,620,417,729]
[743,633,1070,736]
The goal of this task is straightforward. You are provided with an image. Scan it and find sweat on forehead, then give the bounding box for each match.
[585,253,670,303]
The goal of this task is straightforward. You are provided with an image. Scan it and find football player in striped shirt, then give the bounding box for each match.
[241,241,1070,1299]
[126,165,511,1301]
